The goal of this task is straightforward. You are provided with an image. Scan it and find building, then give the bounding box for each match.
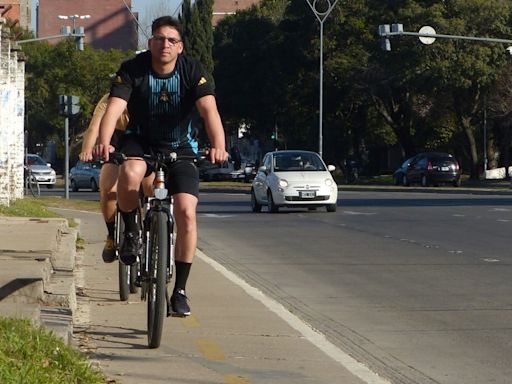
[0,0,31,29]
[37,0,138,51]
[212,0,259,25]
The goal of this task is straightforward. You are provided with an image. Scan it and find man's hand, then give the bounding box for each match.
[93,143,114,162]
[208,147,228,164]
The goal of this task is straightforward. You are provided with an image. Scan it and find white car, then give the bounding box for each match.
[251,150,338,213]
[25,154,56,188]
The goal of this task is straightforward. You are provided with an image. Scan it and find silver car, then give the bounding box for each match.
[251,150,338,213]
[25,154,56,188]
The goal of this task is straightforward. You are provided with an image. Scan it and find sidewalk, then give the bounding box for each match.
[0,216,78,343]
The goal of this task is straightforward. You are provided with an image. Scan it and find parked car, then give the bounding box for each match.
[69,161,101,191]
[251,150,338,213]
[399,152,461,187]
[393,156,414,185]
[24,154,56,188]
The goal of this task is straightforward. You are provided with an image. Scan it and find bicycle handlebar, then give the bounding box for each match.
[108,151,205,166]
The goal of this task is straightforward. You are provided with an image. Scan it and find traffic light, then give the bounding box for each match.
[59,95,80,116]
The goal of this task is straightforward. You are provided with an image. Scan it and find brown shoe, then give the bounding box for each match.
[102,236,116,263]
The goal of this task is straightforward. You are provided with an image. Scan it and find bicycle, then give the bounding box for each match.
[111,151,199,348]
[24,166,40,197]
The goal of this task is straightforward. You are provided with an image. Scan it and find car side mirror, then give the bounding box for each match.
[327,165,335,172]
[46,163,51,167]
[258,165,267,174]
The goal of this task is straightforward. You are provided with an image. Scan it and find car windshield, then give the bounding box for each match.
[26,156,46,166]
[273,153,325,172]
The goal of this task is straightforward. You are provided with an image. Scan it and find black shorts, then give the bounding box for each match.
[119,135,199,197]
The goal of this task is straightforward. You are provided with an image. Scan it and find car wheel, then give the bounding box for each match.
[46,184,54,189]
[250,189,262,212]
[402,175,410,186]
[71,179,78,192]
[91,178,99,192]
[421,175,429,187]
[267,191,279,213]
[453,178,461,187]
[326,204,337,212]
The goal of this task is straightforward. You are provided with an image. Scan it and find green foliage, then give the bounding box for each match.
[0,317,104,384]
[22,40,133,157]
[182,0,214,73]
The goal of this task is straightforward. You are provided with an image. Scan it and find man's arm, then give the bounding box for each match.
[80,95,108,162]
[195,95,228,164]
[79,112,103,162]
[98,96,127,161]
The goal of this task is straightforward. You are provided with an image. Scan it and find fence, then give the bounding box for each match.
[0,17,25,206]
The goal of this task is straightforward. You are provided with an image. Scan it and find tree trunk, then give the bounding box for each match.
[461,117,479,179]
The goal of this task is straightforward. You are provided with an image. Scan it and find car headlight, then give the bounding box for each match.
[325,178,333,186]
[278,179,288,188]
[50,170,56,176]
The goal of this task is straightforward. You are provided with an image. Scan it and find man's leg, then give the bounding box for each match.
[99,163,119,263]
[169,192,198,316]
[117,159,146,265]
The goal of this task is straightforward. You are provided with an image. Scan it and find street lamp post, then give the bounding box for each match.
[57,14,90,32]
[58,14,90,50]
[305,0,338,158]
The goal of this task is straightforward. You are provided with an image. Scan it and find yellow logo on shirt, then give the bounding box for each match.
[114,76,123,84]
[198,77,207,86]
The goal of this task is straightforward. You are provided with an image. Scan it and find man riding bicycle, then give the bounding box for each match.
[97,16,228,317]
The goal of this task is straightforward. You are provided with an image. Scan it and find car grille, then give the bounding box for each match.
[285,195,330,201]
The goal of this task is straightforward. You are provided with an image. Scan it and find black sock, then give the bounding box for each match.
[106,221,115,238]
[121,209,139,233]
[174,261,192,292]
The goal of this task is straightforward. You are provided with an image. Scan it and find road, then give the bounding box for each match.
[196,190,512,384]
[47,187,512,383]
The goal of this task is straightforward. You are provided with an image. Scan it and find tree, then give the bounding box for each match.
[22,39,133,162]
[183,0,214,73]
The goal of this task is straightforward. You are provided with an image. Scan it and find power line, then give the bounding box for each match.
[121,0,149,39]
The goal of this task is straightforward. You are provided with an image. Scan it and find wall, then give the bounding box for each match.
[37,0,137,51]
[0,17,25,206]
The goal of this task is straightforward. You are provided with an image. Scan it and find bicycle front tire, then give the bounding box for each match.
[147,210,169,349]
[26,174,40,197]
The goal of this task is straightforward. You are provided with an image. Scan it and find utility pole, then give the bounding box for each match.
[59,96,80,199]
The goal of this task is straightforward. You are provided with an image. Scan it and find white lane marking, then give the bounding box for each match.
[197,250,392,384]
[343,211,377,216]
[452,214,465,217]
[483,258,500,263]
[201,214,236,218]
[491,208,511,212]
[497,219,510,222]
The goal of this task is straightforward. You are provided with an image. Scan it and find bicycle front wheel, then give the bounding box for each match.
[26,174,40,197]
[147,210,169,349]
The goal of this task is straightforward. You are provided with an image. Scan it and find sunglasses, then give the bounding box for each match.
[151,35,182,45]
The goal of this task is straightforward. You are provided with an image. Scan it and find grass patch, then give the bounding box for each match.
[0,317,105,384]
[0,197,61,218]
[0,197,100,219]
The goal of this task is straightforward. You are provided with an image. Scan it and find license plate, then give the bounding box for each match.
[441,166,449,171]
[300,191,316,198]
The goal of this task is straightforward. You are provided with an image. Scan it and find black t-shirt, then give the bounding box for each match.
[110,51,215,151]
